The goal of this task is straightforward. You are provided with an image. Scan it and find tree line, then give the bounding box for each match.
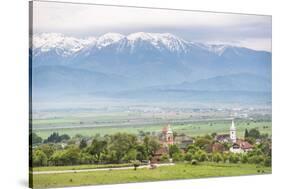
[31,130,271,168]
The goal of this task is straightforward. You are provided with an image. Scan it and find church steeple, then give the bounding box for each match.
[230,119,237,143]
[162,124,174,146]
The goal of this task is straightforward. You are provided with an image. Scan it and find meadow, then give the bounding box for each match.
[34,119,271,140]
[31,162,271,188]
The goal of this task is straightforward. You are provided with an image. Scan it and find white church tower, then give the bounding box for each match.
[230,119,237,143]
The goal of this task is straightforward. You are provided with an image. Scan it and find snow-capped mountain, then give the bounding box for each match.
[31,32,271,104]
[32,32,220,57]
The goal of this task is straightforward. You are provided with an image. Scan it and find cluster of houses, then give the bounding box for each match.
[152,120,253,162]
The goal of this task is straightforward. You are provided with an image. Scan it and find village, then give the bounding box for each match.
[31,119,271,169]
[151,120,255,164]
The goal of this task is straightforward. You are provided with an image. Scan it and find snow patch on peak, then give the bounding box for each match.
[127,32,155,41]
[33,33,87,56]
[126,32,188,53]
[206,44,231,56]
[97,33,125,47]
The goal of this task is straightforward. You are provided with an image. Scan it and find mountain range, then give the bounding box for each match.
[31,32,272,105]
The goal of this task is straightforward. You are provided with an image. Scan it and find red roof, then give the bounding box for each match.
[236,140,253,149]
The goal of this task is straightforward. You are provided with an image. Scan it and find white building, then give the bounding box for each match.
[230,119,237,143]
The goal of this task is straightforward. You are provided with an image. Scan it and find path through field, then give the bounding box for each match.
[32,163,175,175]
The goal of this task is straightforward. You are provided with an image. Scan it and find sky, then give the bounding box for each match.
[32,1,272,51]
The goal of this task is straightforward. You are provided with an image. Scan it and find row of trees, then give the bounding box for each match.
[32,133,160,167]
[31,132,70,145]
[31,130,271,168]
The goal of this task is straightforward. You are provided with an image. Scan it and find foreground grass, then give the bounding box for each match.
[33,163,134,172]
[32,163,271,188]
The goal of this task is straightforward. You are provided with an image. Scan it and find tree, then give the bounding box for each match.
[143,136,160,157]
[123,149,137,162]
[44,132,71,143]
[37,144,55,158]
[49,150,64,166]
[194,137,212,152]
[211,132,217,138]
[248,128,261,139]
[169,144,180,158]
[135,144,148,161]
[32,149,48,166]
[62,146,80,165]
[131,160,141,171]
[87,139,107,163]
[79,152,93,164]
[108,133,138,163]
[105,150,118,163]
[44,132,61,143]
[79,139,87,149]
[244,129,249,139]
[30,133,42,145]
[60,134,70,141]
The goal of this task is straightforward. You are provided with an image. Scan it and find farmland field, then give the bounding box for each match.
[34,117,271,140]
[31,162,271,188]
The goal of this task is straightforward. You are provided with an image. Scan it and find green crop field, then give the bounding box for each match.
[31,163,271,188]
[34,119,271,139]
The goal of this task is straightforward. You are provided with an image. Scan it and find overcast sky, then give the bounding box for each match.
[32,1,272,51]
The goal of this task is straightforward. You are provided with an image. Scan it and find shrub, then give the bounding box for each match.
[229,154,239,163]
[264,156,271,167]
[212,153,223,163]
[191,159,198,165]
[184,152,192,161]
[160,154,169,162]
[248,155,264,164]
[241,155,248,164]
[173,152,184,162]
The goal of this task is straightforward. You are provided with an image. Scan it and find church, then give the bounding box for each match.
[229,119,253,153]
[161,124,174,146]
[215,119,237,144]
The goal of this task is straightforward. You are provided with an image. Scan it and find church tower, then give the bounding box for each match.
[162,124,174,145]
[230,119,237,143]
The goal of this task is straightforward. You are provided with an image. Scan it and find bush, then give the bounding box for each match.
[32,149,48,167]
[241,155,248,164]
[173,152,184,162]
[212,153,223,163]
[229,154,239,163]
[160,154,169,162]
[191,159,198,165]
[184,153,192,161]
[264,156,271,167]
[248,155,264,164]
